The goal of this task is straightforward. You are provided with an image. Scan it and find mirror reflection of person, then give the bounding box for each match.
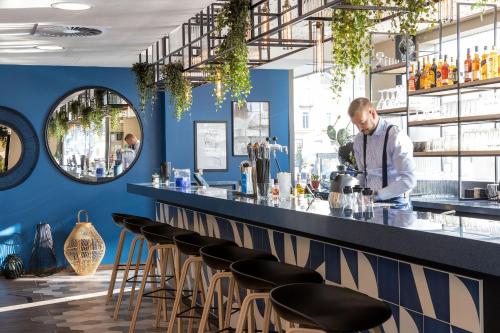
[124,133,140,151]
[348,97,416,204]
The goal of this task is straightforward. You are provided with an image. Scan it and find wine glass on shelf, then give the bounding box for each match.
[377,90,386,110]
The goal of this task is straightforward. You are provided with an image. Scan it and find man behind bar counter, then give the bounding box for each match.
[348,97,416,204]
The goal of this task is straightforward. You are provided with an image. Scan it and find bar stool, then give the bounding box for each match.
[113,217,162,320]
[230,259,324,333]
[106,213,152,305]
[128,224,194,333]
[167,233,236,333]
[270,283,392,333]
[197,244,278,333]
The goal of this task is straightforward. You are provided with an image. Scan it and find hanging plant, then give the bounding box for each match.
[94,89,105,108]
[330,0,434,99]
[80,106,93,130]
[90,107,105,135]
[68,100,81,120]
[48,110,69,140]
[210,0,252,109]
[109,108,121,131]
[131,62,156,113]
[162,62,193,120]
[0,125,9,148]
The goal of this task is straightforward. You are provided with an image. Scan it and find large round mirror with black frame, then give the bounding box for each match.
[0,107,39,191]
[45,87,143,184]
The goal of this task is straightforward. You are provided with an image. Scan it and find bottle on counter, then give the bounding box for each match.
[481,46,489,80]
[353,185,364,219]
[362,187,374,219]
[341,186,354,217]
[272,178,280,200]
[422,57,430,89]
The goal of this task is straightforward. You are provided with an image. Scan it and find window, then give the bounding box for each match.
[302,112,310,129]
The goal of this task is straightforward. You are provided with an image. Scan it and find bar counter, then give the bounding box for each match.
[128,183,500,333]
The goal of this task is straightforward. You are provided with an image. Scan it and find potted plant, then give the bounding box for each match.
[311,174,321,190]
[131,62,156,112]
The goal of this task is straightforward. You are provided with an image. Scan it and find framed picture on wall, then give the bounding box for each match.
[194,121,228,172]
[231,101,270,156]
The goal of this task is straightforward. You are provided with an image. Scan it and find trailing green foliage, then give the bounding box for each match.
[163,62,192,120]
[0,125,9,148]
[209,0,252,109]
[330,0,434,99]
[131,62,156,112]
[48,110,69,140]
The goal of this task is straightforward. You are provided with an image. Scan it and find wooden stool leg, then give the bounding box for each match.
[273,309,283,333]
[167,256,200,333]
[113,236,138,320]
[128,237,145,310]
[217,277,224,330]
[223,276,236,329]
[106,228,127,305]
[262,295,272,333]
[187,260,203,333]
[247,290,255,333]
[196,271,231,333]
[154,248,168,328]
[235,292,268,333]
[128,245,158,333]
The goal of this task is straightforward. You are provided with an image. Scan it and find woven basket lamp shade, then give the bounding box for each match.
[64,210,105,275]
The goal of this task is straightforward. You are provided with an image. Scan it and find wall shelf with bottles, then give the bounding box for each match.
[408,76,500,97]
[414,151,500,157]
[408,114,500,126]
[371,62,408,75]
[377,107,408,115]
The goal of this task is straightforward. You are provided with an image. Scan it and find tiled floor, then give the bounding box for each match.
[0,270,180,332]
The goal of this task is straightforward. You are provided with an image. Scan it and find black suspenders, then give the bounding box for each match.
[363,125,395,188]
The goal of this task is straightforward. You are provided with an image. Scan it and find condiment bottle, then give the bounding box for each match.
[353,185,363,219]
[272,178,280,199]
[362,187,374,219]
[342,186,354,217]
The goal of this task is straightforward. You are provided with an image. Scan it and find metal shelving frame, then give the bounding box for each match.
[407,2,499,199]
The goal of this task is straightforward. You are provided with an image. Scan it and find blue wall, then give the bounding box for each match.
[0,65,161,268]
[164,69,291,181]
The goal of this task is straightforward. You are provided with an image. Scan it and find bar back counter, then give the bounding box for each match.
[128,183,500,333]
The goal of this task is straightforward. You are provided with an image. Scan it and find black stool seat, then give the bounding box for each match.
[230,259,323,292]
[112,213,149,227]
[141,224,194,244]
[200,244,277,271]
[270,283,392,333]
[123,217,159,234]
[174,233,236,256]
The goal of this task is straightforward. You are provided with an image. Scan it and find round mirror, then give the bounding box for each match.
[45,87,143,184]
[0,107,39,191]
[0,125,23,173]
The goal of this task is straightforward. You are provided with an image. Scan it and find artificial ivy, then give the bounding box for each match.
[163,62,192,120]
[330,0,434,99]
[131,62,156,113]
[210,0,252,109]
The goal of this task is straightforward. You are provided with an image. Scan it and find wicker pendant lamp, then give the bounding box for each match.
[64,210,105,275]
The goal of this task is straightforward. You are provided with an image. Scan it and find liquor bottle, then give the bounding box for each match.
[415,61,421,90]
[449,57,458,85]
[408,63,416,91]
[430,58,437,88]
[421,57,429,89]
[470,47,478,81]
[489,45,498,78]
[481,46,489,80]
[436,56,443,87]
[442,55,449,85]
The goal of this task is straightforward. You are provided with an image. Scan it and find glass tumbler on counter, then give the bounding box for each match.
[277,172,291,199]
[174,168,191,187]
[257,183,271,200]
[362,188,374,219]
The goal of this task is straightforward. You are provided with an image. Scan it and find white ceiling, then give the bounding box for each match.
[0,0,214,67]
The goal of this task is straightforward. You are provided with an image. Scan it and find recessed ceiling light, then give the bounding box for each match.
[36,45,64,51]
[51,2,92,10]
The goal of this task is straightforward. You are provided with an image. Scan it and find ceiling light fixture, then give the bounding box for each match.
[51,2,92,11]
[36,45,64,51]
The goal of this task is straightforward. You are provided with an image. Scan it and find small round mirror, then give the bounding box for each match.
[0,124,23,174]
[45,87,143,184]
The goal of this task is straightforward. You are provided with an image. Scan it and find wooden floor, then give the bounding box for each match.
[0,270,179,332]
